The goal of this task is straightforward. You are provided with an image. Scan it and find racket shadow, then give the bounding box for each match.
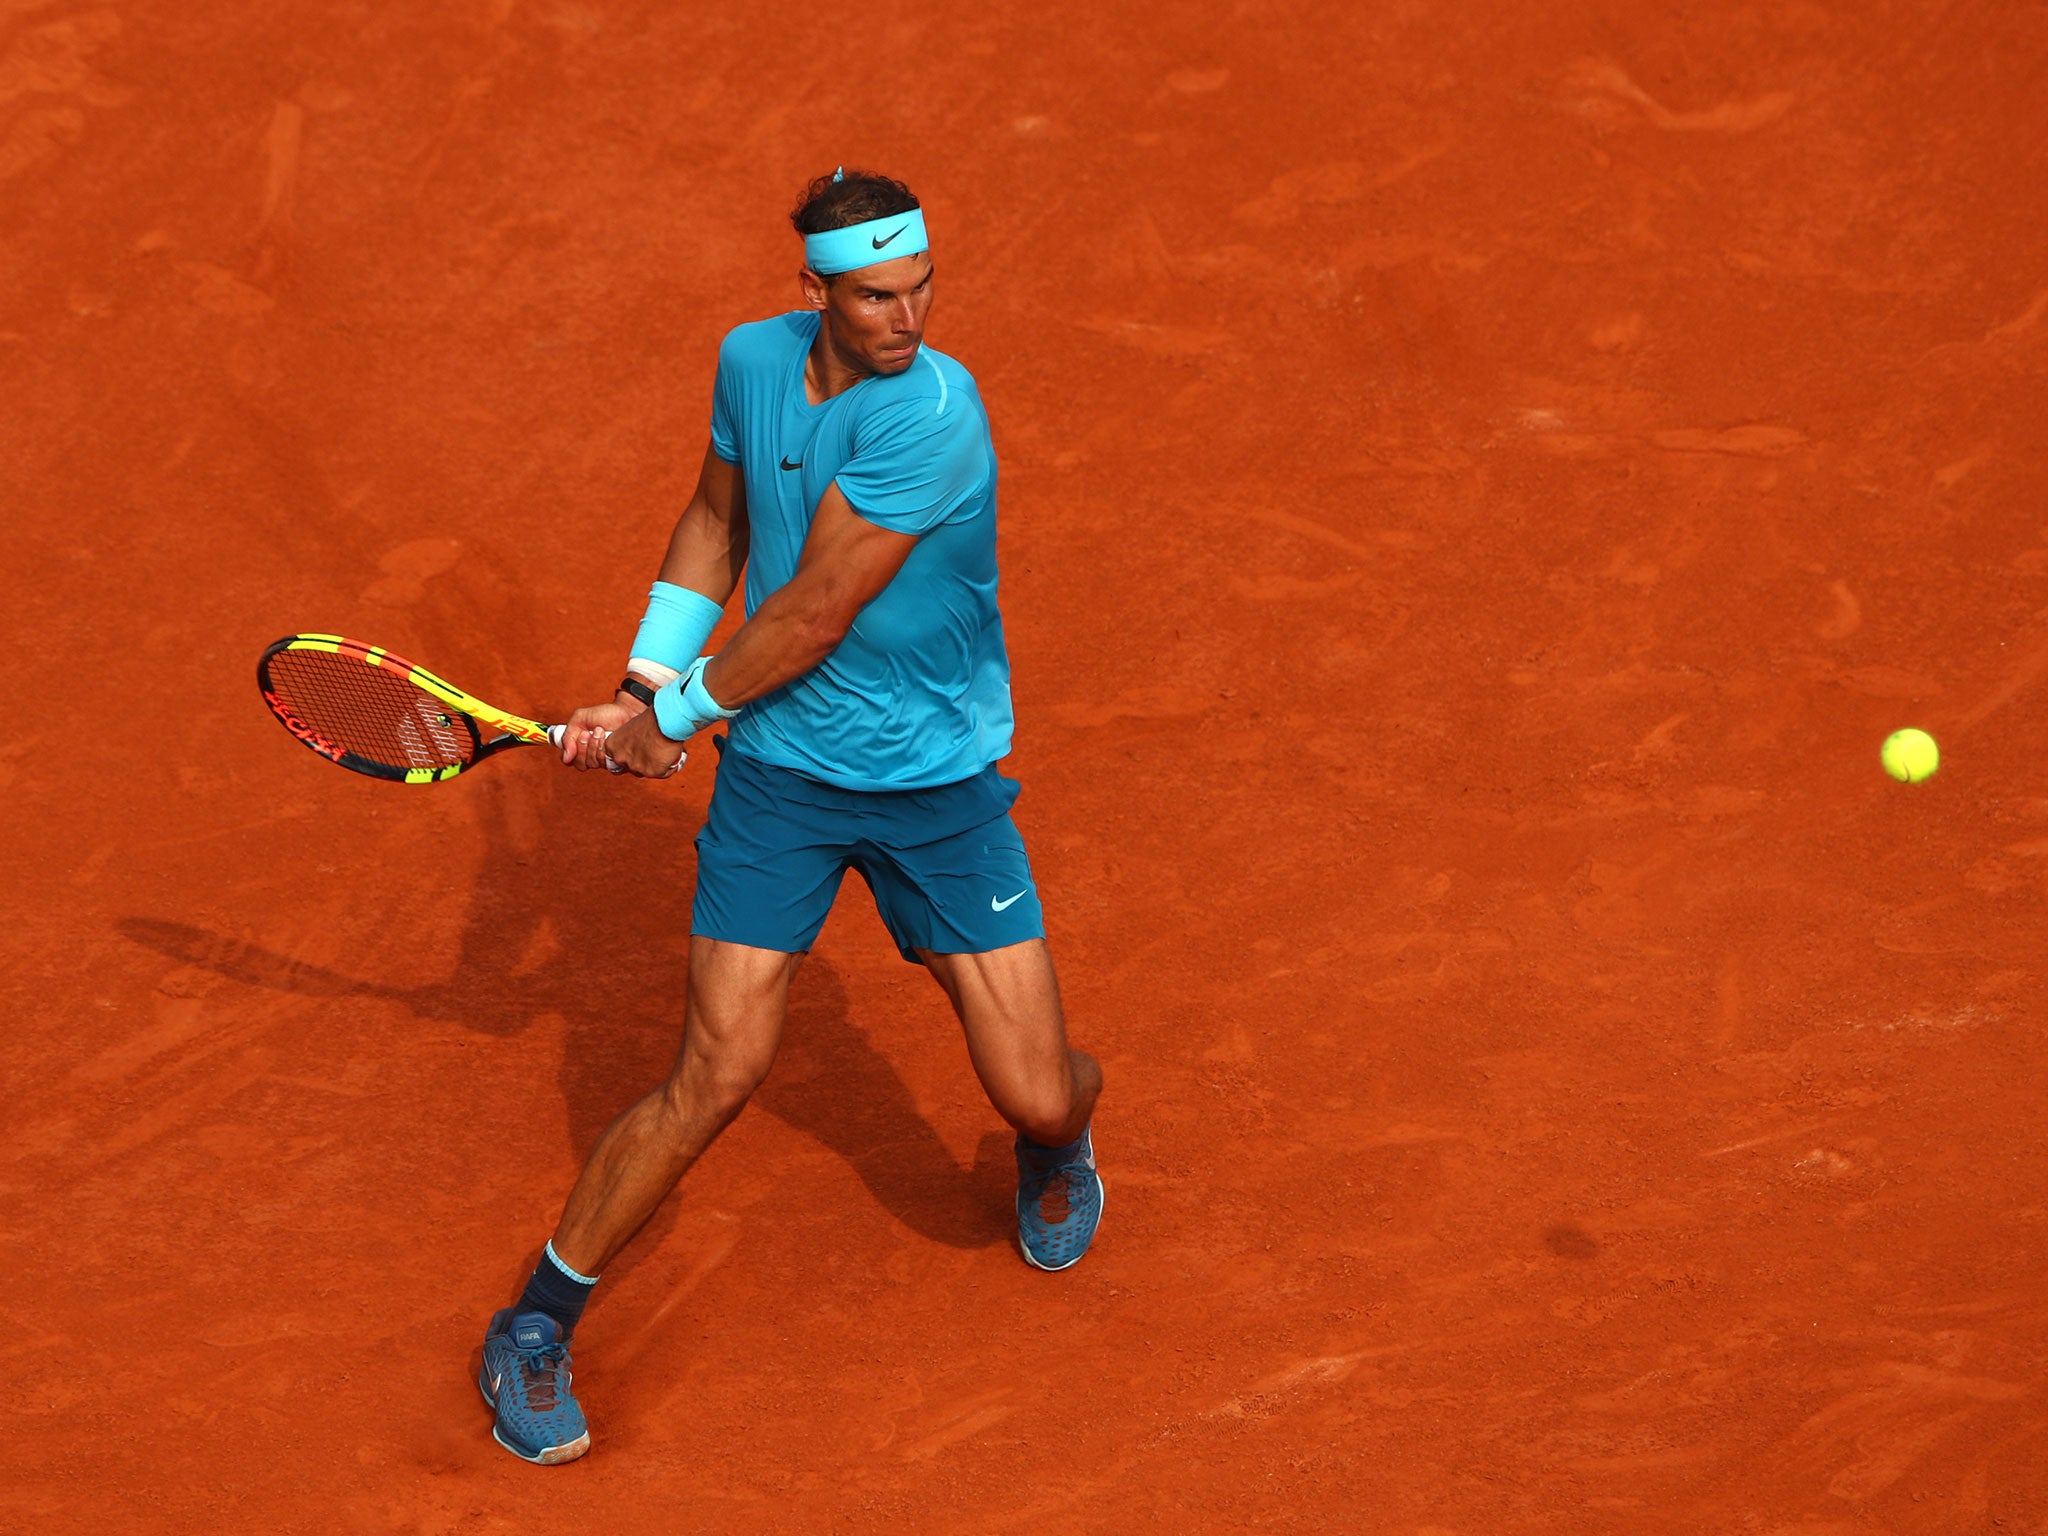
[115,916,518,1032]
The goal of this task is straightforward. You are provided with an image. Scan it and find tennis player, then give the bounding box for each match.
[476,170,1105,1465]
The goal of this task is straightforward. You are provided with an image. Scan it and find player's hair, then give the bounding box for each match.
[791,170,920,278]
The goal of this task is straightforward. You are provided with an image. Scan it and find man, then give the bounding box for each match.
[475,169,1106,1466]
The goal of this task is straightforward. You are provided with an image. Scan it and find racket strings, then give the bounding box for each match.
[265,649,477,772]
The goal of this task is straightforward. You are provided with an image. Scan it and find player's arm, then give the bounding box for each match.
[699,481,913,707]
[641,449,749,663]
[561,445,748,766]
[596,483,914,776]
[616,447,748,699]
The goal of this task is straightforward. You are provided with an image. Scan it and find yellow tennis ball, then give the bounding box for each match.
[1881,728,1939,783]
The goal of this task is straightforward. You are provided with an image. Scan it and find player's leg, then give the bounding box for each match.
[481,742,850,1465]
[917,939,1100,1146]
[551,936,803,1275]
[480,936,798,1466]
[548,740,852,1275]
[918,939,1106,1271]
[852,762,1107,1269]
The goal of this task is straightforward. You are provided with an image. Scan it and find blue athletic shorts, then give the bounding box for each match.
[692,739,1045,960]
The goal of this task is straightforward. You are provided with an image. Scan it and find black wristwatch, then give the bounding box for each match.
[617,676,657,708]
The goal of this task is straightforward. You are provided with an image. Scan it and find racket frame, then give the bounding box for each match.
[258,633,559,784]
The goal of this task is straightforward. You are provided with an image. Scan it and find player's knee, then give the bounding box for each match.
[712,1052,774,1111]
[668,1041,773,1121]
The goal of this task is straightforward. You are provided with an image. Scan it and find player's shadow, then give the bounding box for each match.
[114,763,673,1048]
[119,769,698,1148]
[756,957,1012,1250]
[117,771,1009,1250]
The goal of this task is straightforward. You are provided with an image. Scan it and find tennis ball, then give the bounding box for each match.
[1881,728,1939,783]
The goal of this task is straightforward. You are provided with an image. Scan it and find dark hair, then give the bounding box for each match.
[790,169,920,238]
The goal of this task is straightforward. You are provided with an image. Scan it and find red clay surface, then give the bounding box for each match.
[7,2,2048,1531]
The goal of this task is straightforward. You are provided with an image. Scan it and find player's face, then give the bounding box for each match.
[806,253,934,375]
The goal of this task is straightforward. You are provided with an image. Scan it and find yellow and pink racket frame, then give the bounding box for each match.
[258,633,560,784]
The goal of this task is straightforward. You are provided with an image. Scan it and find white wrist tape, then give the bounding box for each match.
[625,658,681,689]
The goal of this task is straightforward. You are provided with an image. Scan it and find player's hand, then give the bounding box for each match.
[561,701,635,771]
[592,705,687,780]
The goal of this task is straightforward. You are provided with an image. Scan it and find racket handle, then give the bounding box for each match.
[546,725,566,749]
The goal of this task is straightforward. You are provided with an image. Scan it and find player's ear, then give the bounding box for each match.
[798,266,829,310]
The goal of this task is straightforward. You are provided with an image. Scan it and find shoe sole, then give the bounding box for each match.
[1019,1171,1106,1272]
[479,1371,592,1465]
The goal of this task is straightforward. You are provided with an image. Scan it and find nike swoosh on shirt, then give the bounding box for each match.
[992,889,1030,912]
[871,225,905,250]
[780,456,802,470]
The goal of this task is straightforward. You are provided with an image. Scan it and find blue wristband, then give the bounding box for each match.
[629,581,723,678]
[652,655,740,742]
[684,659,738,723]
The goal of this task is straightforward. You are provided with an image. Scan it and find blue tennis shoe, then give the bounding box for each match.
[1015,1125,1104,1271]
[479,1309,590,1465]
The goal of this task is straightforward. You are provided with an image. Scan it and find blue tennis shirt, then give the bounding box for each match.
[709,310,1012,792]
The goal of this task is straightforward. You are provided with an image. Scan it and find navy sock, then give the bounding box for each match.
[519,1242,598,1336]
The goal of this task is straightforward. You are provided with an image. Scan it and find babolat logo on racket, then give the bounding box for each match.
[261,689,346,763]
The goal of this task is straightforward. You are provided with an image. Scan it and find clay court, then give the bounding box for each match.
[7,0,2048,1529]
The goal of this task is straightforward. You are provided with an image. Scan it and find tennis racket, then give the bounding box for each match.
[258,634,565,784]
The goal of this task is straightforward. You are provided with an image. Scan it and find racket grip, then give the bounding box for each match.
[546,725,566,748]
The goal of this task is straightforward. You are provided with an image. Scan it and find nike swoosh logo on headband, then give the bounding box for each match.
[871,225,906,250]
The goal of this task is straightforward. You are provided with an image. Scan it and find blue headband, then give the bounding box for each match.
[803,208,929,275]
